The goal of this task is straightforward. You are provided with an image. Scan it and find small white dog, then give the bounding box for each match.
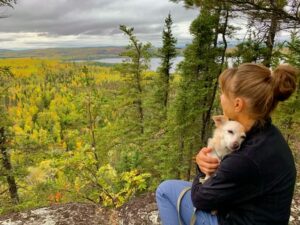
[204,115,246,181]
[177,116,246,221]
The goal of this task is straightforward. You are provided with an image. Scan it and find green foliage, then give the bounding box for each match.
[1,1,300,215]
[0,59,155,213]
[0,66,14,127]
[272,32,300,155]
[156,13,177,113]
[167,5,228,179]
[228,32,268,65]
[285,31,300,68]
[118,25,152,136]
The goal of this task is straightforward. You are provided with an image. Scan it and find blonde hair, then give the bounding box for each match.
[219,63,298,122]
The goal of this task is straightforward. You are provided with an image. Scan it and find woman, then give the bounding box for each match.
[156,63,298,225]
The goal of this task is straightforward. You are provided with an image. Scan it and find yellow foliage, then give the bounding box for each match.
[0,58,59,77]
[26,160,57,185]
[31,129,39,143]
[93,164,150,207]
[55,170,70,190]
[62,141,67,150]
[74,177,82,193]
[75,141,82,149]
[15,107,22,118]
[38,128,48,144]
[52,123,61,142]
[10,150,26,165]
[13,125,24,136]
[0,58,158,209]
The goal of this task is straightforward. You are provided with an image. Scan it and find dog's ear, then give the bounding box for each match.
[212,115,229,127]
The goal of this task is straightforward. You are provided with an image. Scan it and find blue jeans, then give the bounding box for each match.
[156,180,219,225]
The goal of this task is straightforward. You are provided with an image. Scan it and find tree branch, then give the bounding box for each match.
[222,0,300,23]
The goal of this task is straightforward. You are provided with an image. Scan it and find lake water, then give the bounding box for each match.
[86,56,184,72]
[77,56,235,71]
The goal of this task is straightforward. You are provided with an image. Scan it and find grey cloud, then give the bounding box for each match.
[0,38,15,42]
[0,0,199,48]
[1,0,198,34]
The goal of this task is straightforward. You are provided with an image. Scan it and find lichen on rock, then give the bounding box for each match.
[0,193,161,225]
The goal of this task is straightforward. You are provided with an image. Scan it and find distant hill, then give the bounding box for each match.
[0,46,186,60]
[0,47,126,60]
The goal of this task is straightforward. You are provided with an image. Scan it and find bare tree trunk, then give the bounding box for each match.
[178,134,184,179]
[136,98,144,134]
[87,93,99,169]
[186,142,194,181]
[135,57,144,135]
[163,68,170,109]
[200,7,229,144]
[0,127,19,204]
[263,1,278,67]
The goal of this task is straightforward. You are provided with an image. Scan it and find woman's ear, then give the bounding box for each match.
[234,97,245,112]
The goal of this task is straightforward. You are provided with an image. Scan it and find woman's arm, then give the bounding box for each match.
[191,153,262,211]
[195,147,220,176]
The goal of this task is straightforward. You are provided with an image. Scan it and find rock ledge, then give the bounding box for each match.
[0,193,160,225]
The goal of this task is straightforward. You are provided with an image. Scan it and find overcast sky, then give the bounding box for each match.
[0,0,201,50]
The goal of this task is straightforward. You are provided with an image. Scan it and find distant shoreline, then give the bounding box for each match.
[0,46,241,60]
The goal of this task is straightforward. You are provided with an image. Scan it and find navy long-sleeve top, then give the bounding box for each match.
[191,119,296,225]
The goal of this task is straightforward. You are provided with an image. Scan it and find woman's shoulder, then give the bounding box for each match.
[242,121,286,152]
[232,122,295,175]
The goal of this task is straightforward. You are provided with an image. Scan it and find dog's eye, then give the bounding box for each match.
[227,130,234,134]
[241,135,246,139]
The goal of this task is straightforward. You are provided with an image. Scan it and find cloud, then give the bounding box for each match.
[0,0,199,49]
[0,37,15,42]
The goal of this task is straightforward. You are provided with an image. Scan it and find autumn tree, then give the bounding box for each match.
[81,65,103,169]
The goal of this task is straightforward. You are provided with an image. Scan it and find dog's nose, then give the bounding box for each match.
[232,142,240,150]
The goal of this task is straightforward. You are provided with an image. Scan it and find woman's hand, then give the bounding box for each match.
[195,147,220,176]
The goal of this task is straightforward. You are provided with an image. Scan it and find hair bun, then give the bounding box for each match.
[272,64,298,102]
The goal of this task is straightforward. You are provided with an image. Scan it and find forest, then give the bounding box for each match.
[0,0,299,216]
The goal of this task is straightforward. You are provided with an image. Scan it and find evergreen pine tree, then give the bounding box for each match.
[170,2,232,179]
[157,13,177,114]
[119,25,152,135]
